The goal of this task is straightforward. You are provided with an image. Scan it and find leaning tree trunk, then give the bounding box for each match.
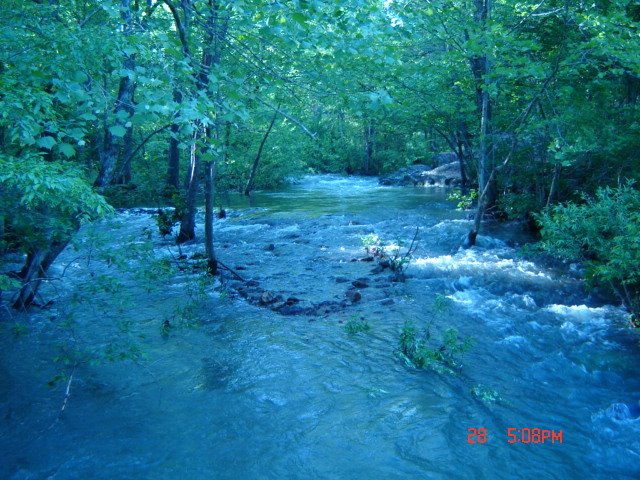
[244,108,278,196]
[13,239,71,309]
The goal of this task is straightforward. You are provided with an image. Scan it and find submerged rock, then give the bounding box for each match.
[313,300,347,316]
[379,161,462,187]
[352,278,369,288]
[259,291,278,305]
[277,302,313,316]
[346,289,362,303]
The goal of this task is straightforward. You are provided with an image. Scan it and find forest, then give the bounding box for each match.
[1,0,640,479]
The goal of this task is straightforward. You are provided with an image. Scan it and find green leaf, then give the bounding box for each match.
[291,12,308,26]
[58,143,76,158]
[109,125,127,137]
[36,136,56,150]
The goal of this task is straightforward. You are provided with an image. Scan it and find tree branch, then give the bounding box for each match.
[162,0,191,57]
[115,123,172,181]
[254,98,316,140]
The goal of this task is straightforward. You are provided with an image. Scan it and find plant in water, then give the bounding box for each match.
[160,319,172,337]
[11,322,29,337]
[398,320,472,373]
[433,293,452,314]
[471,384,506,406]
[156,209,174,237]
[344,316,371,334]
[361,228,419,277]
[155,192,187,238]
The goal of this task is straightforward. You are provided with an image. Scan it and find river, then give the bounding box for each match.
[1,175,639,479]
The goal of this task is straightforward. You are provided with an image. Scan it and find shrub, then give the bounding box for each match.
[447,189,478,210]
[398,320,472,373]
[361,229,419,276]
[344,316,371,334]
[535,183,640,324]
[497,192,539,220]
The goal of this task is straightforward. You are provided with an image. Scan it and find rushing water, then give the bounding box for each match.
[1,175,640,479]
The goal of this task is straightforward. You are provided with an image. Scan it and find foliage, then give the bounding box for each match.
[361,230,419,275]
[1,0,639,326]
[535,184,640,321]
[497,192,539,220]
[0,274,20,292]
[344,316,371,334]
[398,320,472,373]
[0,155,112,249]
[156,210,175,238]
[471,384,506,407]
[447,189,478,210]
[433,294,453,314]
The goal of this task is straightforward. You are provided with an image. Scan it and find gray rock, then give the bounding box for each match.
[352,278,369,288]
[379,161,462,187]
[259,291,277,305]
[277,302,313,316]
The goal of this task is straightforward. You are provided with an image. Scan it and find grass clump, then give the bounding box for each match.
[344,316,371,334]
[398,320,472,373]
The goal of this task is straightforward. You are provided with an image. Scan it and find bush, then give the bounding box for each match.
[398,320,472,373]
[361,230,419,276]
[535,183,640,323]
[447,189,478,210]
[344,316,371,334]
[0,154,113,250]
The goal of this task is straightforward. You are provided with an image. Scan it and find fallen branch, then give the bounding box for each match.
[58,363,77,419]
[217,260,246,282]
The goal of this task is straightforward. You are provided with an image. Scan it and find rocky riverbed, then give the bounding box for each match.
[379,161,462,187]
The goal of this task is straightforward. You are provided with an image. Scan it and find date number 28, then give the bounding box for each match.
[467,427,487,444]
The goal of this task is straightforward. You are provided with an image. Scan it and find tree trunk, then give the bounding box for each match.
[363,119,375,175]
[94,0,136,189]
[176,137,200,244]
[166,88,183,191]
[466,0,492,247]
[114,121,134,184]
[244,108,278,196]
[13,239,70,309]
[203,158,217,275]
[546,163,560,208]
[167,1,229,243]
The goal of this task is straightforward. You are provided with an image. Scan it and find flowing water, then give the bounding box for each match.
[1,175,639,479]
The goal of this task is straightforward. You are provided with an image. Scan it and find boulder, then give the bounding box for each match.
[346,289,362,303]
[259,291,278,305]
[379,161,462,187]
[351,278,369,289]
